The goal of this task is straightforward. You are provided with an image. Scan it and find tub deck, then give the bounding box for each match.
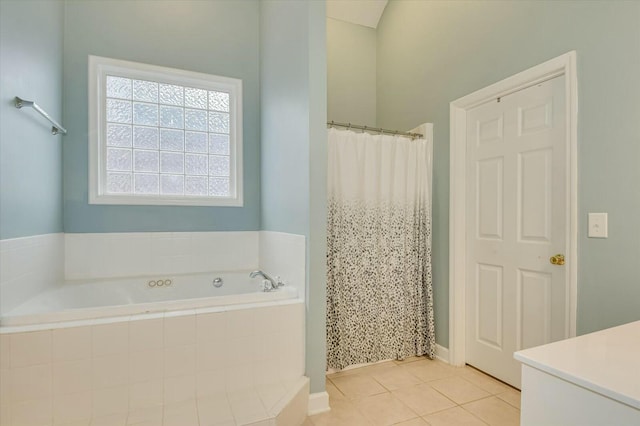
[1,270,297,329]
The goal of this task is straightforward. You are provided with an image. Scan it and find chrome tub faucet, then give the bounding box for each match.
[249,270,284,292]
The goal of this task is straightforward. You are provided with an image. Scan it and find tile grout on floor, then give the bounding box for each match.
[307,357,521,426]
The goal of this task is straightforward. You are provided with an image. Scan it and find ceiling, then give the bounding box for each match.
[326,0,389,29]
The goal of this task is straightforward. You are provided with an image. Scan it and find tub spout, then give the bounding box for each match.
[249,270,283,292]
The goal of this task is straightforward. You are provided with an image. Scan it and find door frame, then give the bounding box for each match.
[448,51,578,366]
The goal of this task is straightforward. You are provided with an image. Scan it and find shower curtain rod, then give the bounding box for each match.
[327,121,423,139]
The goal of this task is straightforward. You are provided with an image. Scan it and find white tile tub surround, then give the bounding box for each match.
[0,300,305,426]
[65,231,260,280]
[0,234,64,315]
[259,231,306,302]
[0,230,308,424]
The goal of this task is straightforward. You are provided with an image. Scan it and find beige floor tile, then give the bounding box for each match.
[393,417,429,426]
[326,380,347,401]
[401,360,458,383]
[429,377,490,404]
[356,361,397,375]
[308,398,371,426]
[462,396,520,426]
[495,388,521,409]
[371,366,422,391]
[392,383,456,416]
[393,356,427,365]
[327,361,396,379]
[330,373,387,399]
[87,361,518,426]
[459,368,511,395]
[326,368,360,379]
[352,392,417,426]
[423,406,488,426]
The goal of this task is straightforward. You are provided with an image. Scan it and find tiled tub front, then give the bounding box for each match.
[0,301,305,426]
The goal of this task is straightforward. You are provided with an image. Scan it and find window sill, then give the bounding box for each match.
[89,193,243,207]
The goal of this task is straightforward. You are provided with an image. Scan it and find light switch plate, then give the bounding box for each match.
[588,213,608,238]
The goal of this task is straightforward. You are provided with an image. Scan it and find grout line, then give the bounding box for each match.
[420,382,460,408]
[464,364,521,392]
[366,369,396,393]
[325,377,347,400]
[323,364,520,426]
[457,403,491,425]
[427,376,498,407]
[194,397,201,426]
[495,391,521,410]
[416,397,492,424]
[390,417,422,426]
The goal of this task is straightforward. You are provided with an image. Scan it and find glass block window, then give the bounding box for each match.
[89,56,243,206]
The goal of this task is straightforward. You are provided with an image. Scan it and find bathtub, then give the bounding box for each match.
[1,270,297,327]
[0,270,305,425]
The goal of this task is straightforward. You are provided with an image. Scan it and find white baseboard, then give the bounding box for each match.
[307,391,330,416]
[435,344,450,364]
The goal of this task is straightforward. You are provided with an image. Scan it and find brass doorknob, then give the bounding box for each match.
[550,254,565,265]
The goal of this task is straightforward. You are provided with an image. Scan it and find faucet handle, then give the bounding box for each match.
[262,279,274,292]
[275,276,285,288]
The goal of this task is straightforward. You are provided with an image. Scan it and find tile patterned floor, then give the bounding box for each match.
[304,357,520,426]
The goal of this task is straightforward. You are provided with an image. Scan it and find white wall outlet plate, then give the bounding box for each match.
[588,213,608,238]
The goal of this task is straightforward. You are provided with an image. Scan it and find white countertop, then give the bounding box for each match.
[515,320,640,410]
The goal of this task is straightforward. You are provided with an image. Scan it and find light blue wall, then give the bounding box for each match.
[62,0,261,233]
[377,0,640,346]
[260,0,310,236]
[327,18,377,126]
[260,0,327,394]
[0,0,64,239]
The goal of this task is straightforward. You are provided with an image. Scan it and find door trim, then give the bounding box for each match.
[448,51,578,366]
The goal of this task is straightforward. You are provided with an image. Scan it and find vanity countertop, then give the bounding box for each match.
[514,320,640,410]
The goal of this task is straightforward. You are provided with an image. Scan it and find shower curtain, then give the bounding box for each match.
[326,126,435,370]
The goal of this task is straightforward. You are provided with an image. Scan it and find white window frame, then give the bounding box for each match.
[88,55,243,206]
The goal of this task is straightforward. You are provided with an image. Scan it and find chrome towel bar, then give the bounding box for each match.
[14,96,67,135]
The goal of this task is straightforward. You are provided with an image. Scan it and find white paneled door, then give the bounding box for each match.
[465,76,568,388]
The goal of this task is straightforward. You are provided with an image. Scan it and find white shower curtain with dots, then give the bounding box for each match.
[326,125,435,370]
